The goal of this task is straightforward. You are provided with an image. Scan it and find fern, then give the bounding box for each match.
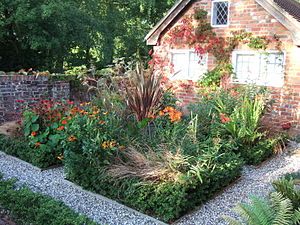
[222,193,300,225]
[272,178,300,210]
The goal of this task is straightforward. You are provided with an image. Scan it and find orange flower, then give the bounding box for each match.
[57,154,64,160]
[98,121,105,125]
[118,145,126,150]
[93,111,99,115]
[149,114,155,119]
[57,126,64,131]
[110,141,116,148]
[86,102,91,105]
[102,141,108,149]
[88,115,95,118]
[35,142,41,147]
[163,106,174,113]
[68,136,76,142]
[31,131,37,136]
[61,120,67,125]
[159,111,165,116]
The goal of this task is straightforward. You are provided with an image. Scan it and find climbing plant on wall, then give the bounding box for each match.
[157,9,282,87]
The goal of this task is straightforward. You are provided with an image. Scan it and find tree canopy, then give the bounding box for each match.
[0,0,177,72]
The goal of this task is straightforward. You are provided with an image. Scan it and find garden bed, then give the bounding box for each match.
[0,74,287,222]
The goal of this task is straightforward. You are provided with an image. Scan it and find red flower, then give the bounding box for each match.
[68,136,76,142]
[35,142,41,147]
[57,126,64,131]
[31,131,37,136]
[61,120,67,125]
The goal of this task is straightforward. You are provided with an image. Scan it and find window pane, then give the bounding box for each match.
[235,54,257,84]
[260,53,284,86]
[213,1,229,25]
[172,53,187,79]
[189,52,207,80]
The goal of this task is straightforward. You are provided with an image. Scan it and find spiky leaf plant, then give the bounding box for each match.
[222,192,300,225]
[125,61,163,121]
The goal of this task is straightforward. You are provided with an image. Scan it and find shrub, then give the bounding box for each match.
[0,174,97,225]
[62,103,128,168]
[64,139,243,222]
[190,86,278,165]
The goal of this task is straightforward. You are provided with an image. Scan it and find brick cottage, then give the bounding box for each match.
[145,0,300,134]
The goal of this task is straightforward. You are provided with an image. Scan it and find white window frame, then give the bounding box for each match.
[211,0,230,27]
[231,50,285,87]
[170,49,208,81]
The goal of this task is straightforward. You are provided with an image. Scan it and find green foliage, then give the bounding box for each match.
[0,174,97,225]
[223,192,300,225]
[0,0,177,72]
[190,86,278,165]
[65,147,243,222]
[272,177,300,210]
[0,0,98,72]
[62,103,128,168]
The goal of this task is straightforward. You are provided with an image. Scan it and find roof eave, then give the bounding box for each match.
[254,0,300,45]
[144,0,193,46]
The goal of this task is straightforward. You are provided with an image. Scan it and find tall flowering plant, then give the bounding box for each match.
[21,99,72,167]
[62,103,127,168]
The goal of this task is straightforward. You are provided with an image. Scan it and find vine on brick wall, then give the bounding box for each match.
[163,9,282,87]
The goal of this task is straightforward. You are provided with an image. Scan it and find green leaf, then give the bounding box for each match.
[51,123,58,129]
[31,124,39,132]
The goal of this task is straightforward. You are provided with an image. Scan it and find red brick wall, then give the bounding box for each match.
[0,75,70,124]
[153,0,300,134]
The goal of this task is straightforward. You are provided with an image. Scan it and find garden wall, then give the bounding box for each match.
[0,75,70,124]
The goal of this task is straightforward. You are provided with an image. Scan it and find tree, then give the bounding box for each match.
[0,0,178,72]
[0,0,97,72]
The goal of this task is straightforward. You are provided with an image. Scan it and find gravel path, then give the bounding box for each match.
[0,142,299,225]
[0,152,165,225]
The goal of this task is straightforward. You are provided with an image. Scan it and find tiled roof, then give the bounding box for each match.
[274,0,300,22]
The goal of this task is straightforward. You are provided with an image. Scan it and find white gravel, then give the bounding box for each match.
[0,142,299,225]
[0,152,166,225]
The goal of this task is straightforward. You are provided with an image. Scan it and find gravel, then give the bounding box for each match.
[0,142,299,225]
[0,152,166,225]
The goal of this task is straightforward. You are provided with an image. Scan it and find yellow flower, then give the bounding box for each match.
[103,112,107,115]
[86,102,91,105]
[57,154,64,160]
[102,141,108,149]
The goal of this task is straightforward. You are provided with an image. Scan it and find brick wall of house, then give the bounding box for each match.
[0,75,70,124]
[153,0,300,134]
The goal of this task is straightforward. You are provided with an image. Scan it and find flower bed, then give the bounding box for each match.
[0,68,285,222]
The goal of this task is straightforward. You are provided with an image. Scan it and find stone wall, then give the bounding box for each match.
[0,75,70,123]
